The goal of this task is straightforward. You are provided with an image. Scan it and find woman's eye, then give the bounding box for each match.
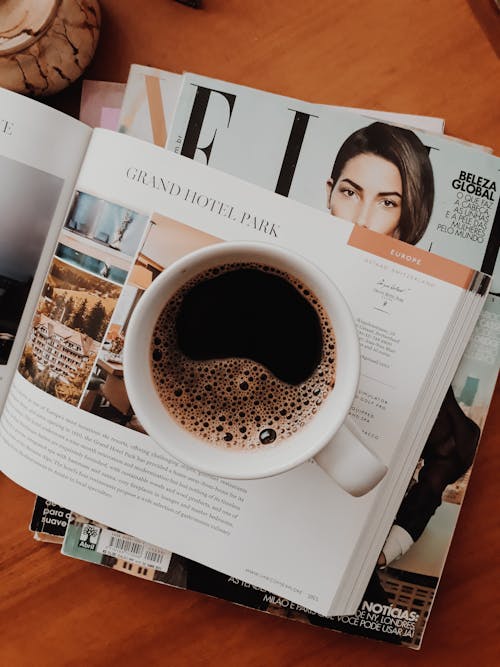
[382,199,397,208]
[341,188,356,198]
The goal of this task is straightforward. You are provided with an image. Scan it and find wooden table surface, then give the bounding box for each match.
[1,1,499,665]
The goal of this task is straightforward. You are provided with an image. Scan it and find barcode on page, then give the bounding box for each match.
[144,549,164,564]
[109,535,143,556]
[96,527,173,573]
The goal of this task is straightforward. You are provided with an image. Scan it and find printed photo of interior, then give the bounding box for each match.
[64,191,148,255]
[55,239,130,285]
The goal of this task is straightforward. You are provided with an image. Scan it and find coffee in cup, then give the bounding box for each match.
[150,261,336,450]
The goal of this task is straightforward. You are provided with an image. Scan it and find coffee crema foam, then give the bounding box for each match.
[150,262,336,450]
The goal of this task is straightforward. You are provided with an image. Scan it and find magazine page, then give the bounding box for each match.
[168,73,499,285]
[80,80,125,130]
[117,65,183,146]
[30,496,70,543]
[0,130,484,616]
[0,87,92,408]
[117,65,444,149]
[28,80,125,541]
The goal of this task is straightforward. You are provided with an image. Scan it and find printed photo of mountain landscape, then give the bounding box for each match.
[0,154,63,365]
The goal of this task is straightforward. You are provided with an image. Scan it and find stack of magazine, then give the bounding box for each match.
[1,66,498,650]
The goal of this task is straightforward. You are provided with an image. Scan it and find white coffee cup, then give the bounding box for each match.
[123,241,387,496]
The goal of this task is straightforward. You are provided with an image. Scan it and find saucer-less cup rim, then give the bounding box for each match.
[124,241,361,480]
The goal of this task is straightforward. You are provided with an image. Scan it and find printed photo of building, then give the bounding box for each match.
[19,256,121,405]
[30,314,100,381]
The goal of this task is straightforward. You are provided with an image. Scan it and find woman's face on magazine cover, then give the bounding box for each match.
[326,153,402,237]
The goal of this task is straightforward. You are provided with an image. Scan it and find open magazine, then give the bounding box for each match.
[32,68,499,648]
[29,70,453,544]
[0,85,494,620]
[79,80,125,130]
[54,68,499,648]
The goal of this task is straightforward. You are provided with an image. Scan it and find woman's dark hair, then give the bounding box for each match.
[330,122,434,245]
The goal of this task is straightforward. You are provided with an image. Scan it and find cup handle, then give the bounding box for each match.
[314,417,387,497]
